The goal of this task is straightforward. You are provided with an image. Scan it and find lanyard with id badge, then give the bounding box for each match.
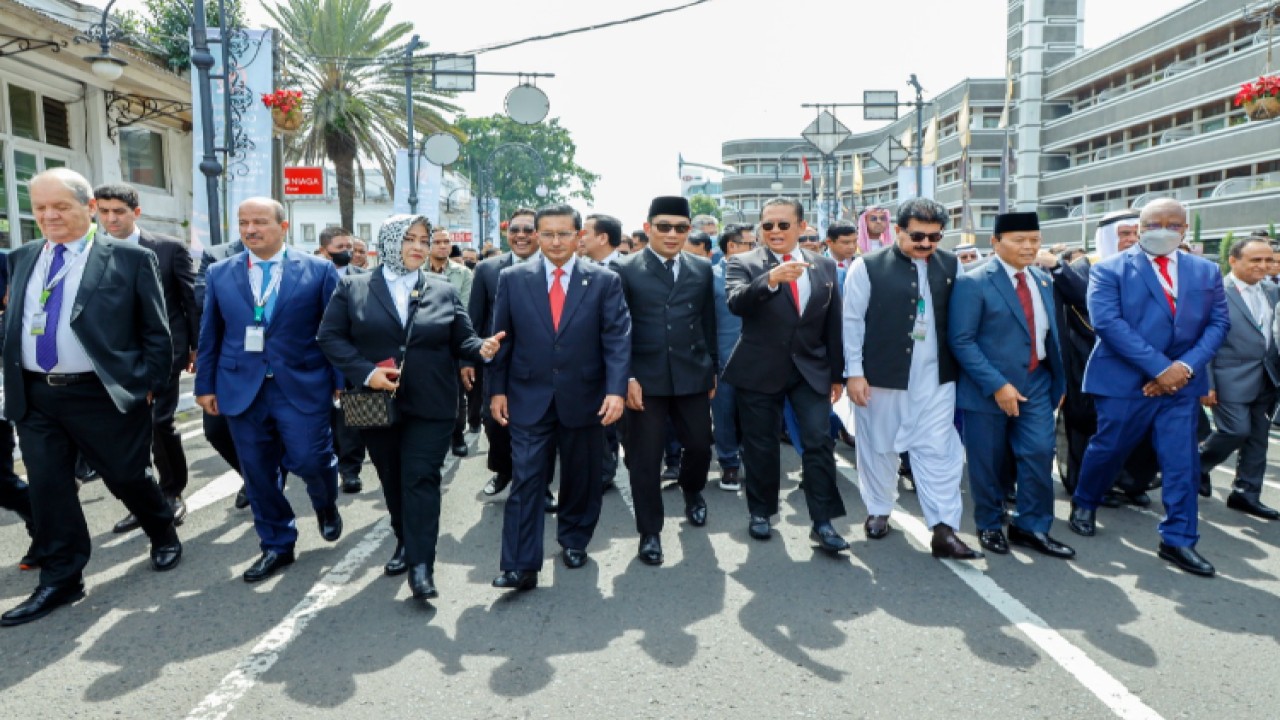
[31,226,96,336]
[911,295,929,342]
[245,253,284,353]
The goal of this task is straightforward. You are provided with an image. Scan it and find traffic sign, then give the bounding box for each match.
[801,110,851,156]
[869,136,908,174]
[283,166,325,196]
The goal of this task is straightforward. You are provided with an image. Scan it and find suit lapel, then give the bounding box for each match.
[267,251,303,330]
[557,262,589,334]
[643,248,676,292]
[1130,250,1174,321]
[230,251,254,311]
[523,259,556,337]
[70,241,112,323]
[989,261,1030,339]
[1223,280,1263,338]
[368,268,401,327]
[7,245,41,333]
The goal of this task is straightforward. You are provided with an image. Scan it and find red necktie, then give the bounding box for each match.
[549,268,566,331]
[782,254,801,313]
[1014,271,1039,373]
[1153,256,1176,315]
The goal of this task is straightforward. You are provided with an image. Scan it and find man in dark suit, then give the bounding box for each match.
[580,212,627,490]
[93,184,199,533]
[614,196,717,565]
[949,212,1074,560]
[317,225,367,494]
[196,197,343,583]
[723,197,849,551]
[1070,199,1229,577]
[461,208,548,504]
[0,169,181,627]
[1199,237,1280,520]
[488,204,630,589]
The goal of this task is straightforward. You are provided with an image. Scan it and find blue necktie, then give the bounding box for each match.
[257,261,278,322]
[35,245,67,372]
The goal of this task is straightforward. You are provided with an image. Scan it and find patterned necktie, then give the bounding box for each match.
[1014,271,1039,373]
[549,268,566,331]
[782,253,801,313]
[1153,256,1176,315]
[35,244,68,372]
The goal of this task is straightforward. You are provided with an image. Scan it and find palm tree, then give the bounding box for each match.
[267,0,459,230]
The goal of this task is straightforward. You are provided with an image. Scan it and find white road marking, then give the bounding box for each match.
[102,470,242,549]
[1209,465,1280,491]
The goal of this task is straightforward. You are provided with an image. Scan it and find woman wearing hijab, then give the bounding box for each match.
[318,214,503,600]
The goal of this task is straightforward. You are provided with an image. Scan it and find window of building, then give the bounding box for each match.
[741,199,758,210]
[759,163,776,175]
[0,142,8,247]
[982,115,1001,129]
[357,223,371,240]
[302,224,316,243]
[781,163,798,175]
[739,164,757,175]
[42,97,70,149]
[979,212,997,229]
[119,127,168,189]
[8,85,39,141]
[980,164,1003,180]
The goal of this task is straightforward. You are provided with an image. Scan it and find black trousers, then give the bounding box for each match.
[624,393,712,535]
[736,367,846,524]
[482,398,513,479]
[331,403,367,480]
[151,370,189,497]
[203,410,242,476]
[0,422,32,523]
[17,377,175,587]
[465,368,484,428]
[362,416,453,569]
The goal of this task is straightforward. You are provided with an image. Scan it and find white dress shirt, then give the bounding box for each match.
[647,247,681,280]
[111,226,142,244]
[995,256,1049,362]
[545,255,577,293]
[766,247,811,310]
[594,249,621,267]
[22,232,96,373]
[248,246,287,314]
[1143,249,1180,297]
[382,265,421,326]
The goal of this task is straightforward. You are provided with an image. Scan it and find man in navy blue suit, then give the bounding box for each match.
[949,212,1074,560]
[488,204,631,590]
[1069,199,1229,577]
[195,197,343,583]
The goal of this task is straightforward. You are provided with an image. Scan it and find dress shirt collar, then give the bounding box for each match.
[994,255,1035,283]
[647,246,680,269]
[108,225,141,243]
[1231,272,1261,292]
[513,250,539,265]
[1142,248,1180,266]
[767,247,802,264]
[247,246,287,265]
[382,264,420,285]
[544,255,577,283]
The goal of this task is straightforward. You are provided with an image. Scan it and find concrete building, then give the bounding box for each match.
[720,0,1280,250]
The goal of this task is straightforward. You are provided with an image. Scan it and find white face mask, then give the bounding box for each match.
[1138,228,1181,257]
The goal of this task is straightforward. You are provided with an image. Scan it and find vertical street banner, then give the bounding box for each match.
[393,149,442,224]
[190,28,274,252]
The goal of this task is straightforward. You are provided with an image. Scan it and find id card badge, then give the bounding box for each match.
[30,312,48,336]
[245,326,265,353]
[910,297,929,341]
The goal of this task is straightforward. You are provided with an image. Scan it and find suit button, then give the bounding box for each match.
[911,282,917,288]
[906,347,912,353]
[553,369,560,374]
[667,325,672,330]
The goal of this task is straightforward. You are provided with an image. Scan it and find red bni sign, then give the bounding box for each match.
[283,166,325,196]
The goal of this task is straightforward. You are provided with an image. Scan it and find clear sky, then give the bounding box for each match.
[115,0,1193,229]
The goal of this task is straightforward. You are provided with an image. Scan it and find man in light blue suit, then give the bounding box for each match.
[710,224,753,491]
[950,212,1074,560]
[195,197,343,583]
[1069,199,1229,577]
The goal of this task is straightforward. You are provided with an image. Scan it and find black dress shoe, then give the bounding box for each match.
[748,515,771,540]
[638,534,663,565]
[244,550,295,582]
[837,427,856,449]
[1157,543,1215,577]
[1008,525,1075,559]
[317,506,343,542]
[810,523,849,553]
[408,564,438,599]
[451,440,469,457]
[930,525,982,560]
[1068,504,1096,537]
[1122,491,1152,508]
[544,489,558,514]
[483,474,511,496]
[468,423,481,434]
[1100,492,1123,509]
[168,495,187,525]
[1199,473,1212,498]
[384,543,408,576]
[1226,493,1280,520]
[112,512,141,534]
[562,548,589,569]
[492,570,537,591]
[978,529,1009,555]
[234,487,251,509]
[864,515,890,539]
[341,476,363,494]
[0,582,85,627]
[1003,489,1017,505]
[661,463,681,480]
[150,541,183,572]
[684,492,707,527]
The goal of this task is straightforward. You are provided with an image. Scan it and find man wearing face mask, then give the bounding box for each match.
[317,227,367,494]
[1069,199,1229,577]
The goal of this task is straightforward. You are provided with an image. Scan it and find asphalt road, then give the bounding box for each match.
[1,386,1278,719]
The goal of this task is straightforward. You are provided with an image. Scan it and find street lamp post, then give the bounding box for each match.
[190,0,226,248]
[404,34,422,213]
[472,142,549,250]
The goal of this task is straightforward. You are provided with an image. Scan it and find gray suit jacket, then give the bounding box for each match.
[1209,277,1280,404]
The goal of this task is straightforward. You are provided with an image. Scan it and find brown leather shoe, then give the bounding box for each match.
[931,524,983,560]
[864,515,890,539]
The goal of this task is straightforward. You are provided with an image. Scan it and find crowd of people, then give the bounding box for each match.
[0,166,1274,627]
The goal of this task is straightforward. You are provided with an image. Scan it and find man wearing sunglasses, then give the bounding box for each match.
[723,198,849,552]
[844,197,980,560]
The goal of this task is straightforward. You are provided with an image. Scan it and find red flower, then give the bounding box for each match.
[1234,75,1279,106]
[261,89,304,115]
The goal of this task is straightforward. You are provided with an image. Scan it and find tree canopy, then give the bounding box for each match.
[455,114,598,215]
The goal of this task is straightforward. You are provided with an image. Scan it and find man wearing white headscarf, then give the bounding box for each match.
[1051,210,1155,506]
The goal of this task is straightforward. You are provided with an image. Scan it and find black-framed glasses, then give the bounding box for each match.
[760,221,792,232]
[906,231,944,243]
[652,222,691,234]
[799,235,819,242]
[508,224,535,235]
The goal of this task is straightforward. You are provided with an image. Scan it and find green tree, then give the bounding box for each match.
[455,115,599,214]
[1218,230,1236,276]
[688,194,721,222]
[118,0,248,72]
[267,0,459,230]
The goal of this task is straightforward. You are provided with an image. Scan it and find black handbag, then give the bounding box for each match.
[341,272,426,429]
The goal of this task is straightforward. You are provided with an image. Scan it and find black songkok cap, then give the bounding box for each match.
[993,212,1040,235]
[648,196,691,220]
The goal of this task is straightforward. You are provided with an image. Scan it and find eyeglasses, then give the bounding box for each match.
[906,231,944,243]
[866,215,889,223]
[760,222,792,232]
[799,235,819,242]
[538,231,577,241]
[652,222,691,234]
[508,224,535,235]
[1140,223,1187,233]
